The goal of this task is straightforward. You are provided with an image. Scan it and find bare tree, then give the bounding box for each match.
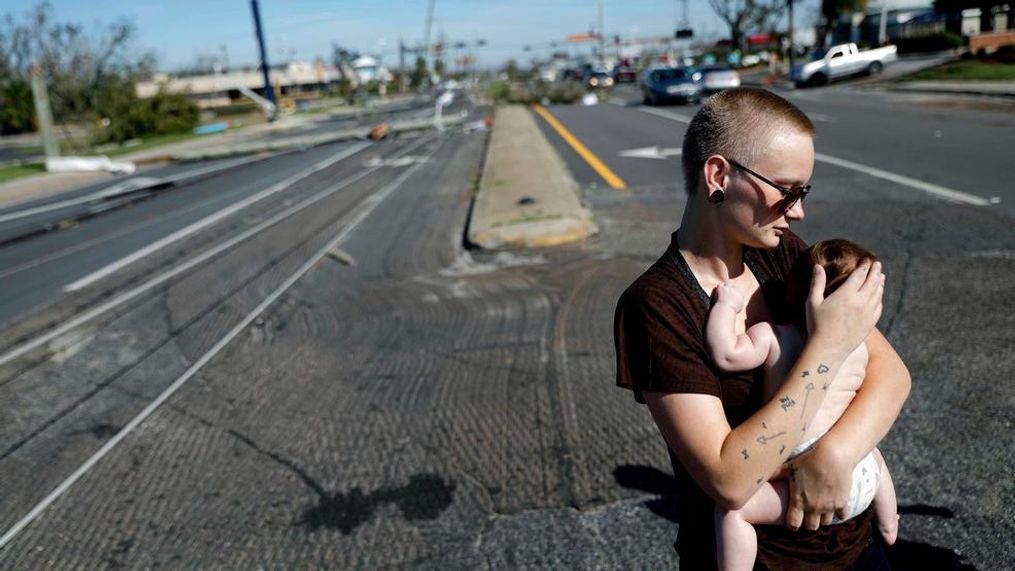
[708,0,787,53]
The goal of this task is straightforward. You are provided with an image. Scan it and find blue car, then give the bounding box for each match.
[640,67,702,106]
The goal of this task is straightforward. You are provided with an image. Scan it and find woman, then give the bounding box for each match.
[614,87,910,569]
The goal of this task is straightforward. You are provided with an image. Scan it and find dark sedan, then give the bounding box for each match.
[640,67,702,106]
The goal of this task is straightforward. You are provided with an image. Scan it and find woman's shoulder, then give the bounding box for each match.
[619,252,702,318]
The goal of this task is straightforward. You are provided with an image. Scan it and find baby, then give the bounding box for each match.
[706,239,899,571]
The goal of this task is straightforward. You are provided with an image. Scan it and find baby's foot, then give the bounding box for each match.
[879,514,899,546]
[714,283,745,313]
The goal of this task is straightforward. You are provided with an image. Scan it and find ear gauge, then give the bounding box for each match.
[708,188,725,204]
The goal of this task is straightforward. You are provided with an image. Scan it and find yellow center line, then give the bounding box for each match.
[532,104,626,190]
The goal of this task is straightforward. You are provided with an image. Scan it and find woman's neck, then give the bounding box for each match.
[676,199,747,282]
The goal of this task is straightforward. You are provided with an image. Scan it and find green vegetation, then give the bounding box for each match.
[1,3,199,144]
[895,32,964,54]
[0,162,44,184]
[103,132,202,157]
[908,59,1015,81]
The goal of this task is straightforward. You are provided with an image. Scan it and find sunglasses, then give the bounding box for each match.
[727,158,811,213]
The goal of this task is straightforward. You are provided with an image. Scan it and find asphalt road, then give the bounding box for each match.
[0,87,1011,569]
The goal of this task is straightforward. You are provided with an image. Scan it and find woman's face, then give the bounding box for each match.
[721,127,814,249]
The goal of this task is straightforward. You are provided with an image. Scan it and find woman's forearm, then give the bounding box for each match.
[814,328,911,465]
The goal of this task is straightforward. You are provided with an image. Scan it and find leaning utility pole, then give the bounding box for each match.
[30,63,59,159]
[250,0,277,117]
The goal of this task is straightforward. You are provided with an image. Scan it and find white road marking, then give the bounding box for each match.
[627,104,992,206]
[807,112,837,123]
[0,139,440,550]
[64,143,368,292]
[0,139,427,369]
[634,106,693,124]
[814,153,993,206]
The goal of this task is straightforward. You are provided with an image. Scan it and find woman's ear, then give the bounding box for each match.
[702,155,730,194]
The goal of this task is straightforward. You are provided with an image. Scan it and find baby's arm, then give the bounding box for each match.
[706,283,778,373]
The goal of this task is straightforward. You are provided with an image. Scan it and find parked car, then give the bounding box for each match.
[790,42,898,88]
[695,64,741,93]
[640,67,702,106]
[585,67,614,88]
[612,64,637,83]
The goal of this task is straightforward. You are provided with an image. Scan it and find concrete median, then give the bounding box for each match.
[467,105,597,249]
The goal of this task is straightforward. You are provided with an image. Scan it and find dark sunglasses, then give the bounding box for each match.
[727,158,811,213]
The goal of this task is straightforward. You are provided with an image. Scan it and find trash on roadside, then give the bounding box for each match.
[326,248,356,266]
[369,123,391,140]
[45,156,137,175]
[581,93,599,106]
[463,120,488,133]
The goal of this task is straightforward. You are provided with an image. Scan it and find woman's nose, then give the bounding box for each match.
[785,199,805,221]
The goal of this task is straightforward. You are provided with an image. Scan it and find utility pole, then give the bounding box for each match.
[423,0,436,82]
[787,0,795,74]
[250,0,277,118]
[597,0,605,63]
[398,38,407,93]
[30,63,59,159]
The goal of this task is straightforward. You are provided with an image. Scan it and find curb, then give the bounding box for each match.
[0,155,266,247]
[467,105,597,250]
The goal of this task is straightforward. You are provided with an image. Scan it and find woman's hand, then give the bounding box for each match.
[785,441,853,531]
[806,262,885,352]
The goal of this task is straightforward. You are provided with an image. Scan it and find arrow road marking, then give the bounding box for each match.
[619,146,682,160]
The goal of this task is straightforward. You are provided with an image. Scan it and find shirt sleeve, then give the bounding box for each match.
[614,286,720,403]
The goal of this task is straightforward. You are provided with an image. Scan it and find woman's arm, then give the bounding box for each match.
[785,327,910,530]
[644,262,885,510]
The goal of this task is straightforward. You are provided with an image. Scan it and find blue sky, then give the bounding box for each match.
[2,1,821,71]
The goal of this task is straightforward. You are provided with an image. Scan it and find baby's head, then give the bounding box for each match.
[784,239,879,324]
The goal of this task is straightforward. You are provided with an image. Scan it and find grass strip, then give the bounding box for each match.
[907,59,1015,81]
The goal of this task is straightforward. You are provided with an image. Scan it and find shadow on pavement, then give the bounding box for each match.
[612,464,977,569]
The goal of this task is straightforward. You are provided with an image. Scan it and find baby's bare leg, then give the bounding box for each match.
[871,448,899,545]
[715,481,790,571]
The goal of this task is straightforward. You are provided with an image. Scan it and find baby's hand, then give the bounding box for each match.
[714,282,745,313]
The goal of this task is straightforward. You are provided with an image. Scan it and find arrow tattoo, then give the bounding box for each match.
[800,382,815,419]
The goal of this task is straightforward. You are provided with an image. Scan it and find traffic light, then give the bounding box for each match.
[675,29,694,39]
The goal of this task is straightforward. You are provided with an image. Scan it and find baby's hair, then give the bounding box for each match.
[783,239,879,324]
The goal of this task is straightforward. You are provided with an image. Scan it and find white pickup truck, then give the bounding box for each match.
[791,43,898,88]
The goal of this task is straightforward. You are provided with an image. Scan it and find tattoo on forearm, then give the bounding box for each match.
[801,370,809,377]
[756,475,764,484]
[822,382,830,391]
[799,382,815,419]
[779,444,786,455]
[817,363,829,374]
[741,449,750,460]
[779,396,796,411]
[756,431,786,445]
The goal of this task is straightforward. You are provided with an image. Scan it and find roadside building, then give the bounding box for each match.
[135,60,368,110]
